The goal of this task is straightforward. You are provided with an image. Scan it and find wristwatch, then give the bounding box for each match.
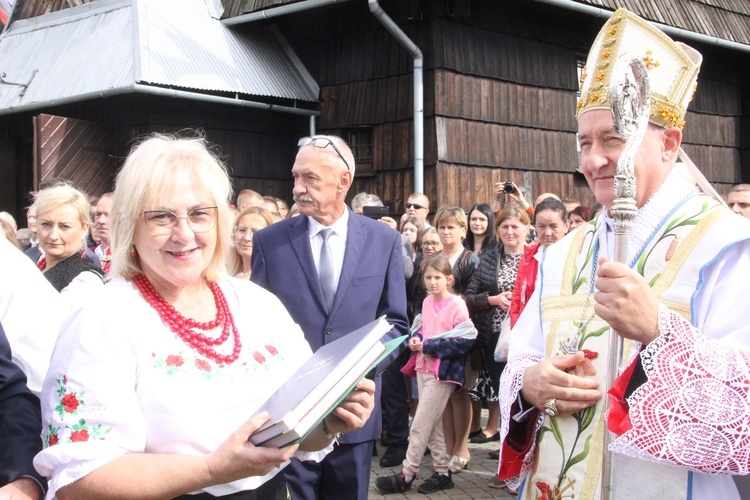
[322,418,343,443]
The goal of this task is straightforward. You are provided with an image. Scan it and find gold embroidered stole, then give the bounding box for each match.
[523,195,723,500]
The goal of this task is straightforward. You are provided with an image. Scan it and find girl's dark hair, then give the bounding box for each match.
[463,203,497,253]
[421,253,454,292]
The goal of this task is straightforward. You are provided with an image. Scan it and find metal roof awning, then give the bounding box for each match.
[0,0,320,115]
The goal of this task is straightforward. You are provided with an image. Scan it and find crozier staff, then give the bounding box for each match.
[33,133,375,499]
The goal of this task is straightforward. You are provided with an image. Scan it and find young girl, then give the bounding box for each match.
[376,254,476,495]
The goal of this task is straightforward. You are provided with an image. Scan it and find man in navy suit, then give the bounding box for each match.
[251,135,409,499]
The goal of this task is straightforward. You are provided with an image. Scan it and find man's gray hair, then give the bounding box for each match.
[350,192,383,211]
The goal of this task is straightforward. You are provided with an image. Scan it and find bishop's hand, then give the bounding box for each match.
[594,256,660,345]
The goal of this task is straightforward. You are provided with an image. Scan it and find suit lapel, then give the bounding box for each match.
[330,211,365,316]
[288,217,328,312]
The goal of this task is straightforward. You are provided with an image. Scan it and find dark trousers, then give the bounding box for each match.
[286,441,373,500]
[380,346,411,447]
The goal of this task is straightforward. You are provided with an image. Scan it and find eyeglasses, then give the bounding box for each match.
[406,203,426,210]
[298,137,351,171]
[143,206,218,236]
[422,240,441,247]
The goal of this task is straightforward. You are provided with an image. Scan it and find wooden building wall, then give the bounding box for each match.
[0,94,308,220]
[277,0,431,215]
[3,0,748,221]
[276,0,748,214]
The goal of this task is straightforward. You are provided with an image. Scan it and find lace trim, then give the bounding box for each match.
[498,354,545,489]
[610,306,750,474]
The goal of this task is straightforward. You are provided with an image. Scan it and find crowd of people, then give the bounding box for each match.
[2,8,750,500]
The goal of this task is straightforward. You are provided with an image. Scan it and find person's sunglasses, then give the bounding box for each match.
[406,203,425,210]
[298,137,351,171]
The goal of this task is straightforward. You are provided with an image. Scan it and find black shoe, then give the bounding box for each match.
[418,472,454,494]
[375,473,413,494]
[470,431,500,444]
[468,428,483,440]
[379,445,407,468]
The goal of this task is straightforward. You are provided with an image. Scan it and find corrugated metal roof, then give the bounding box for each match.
[0,0,319,113]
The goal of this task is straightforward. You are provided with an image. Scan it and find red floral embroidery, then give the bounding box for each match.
[536,482,551,500]
[253,351,266,364]
[195,359,211,372]
[70,429,89,442]
[62,393,80,413]
[54,376,84,418]
[565,349,599,377]
[48,434,59,446]
[265,344,278,356]
[166,354,184,367]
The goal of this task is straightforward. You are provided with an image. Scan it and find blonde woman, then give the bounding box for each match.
[33,185,104,301]
[228,207,275,279]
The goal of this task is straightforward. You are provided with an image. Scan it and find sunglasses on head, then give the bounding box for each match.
[406,203,425,210]
[298,136,351,171]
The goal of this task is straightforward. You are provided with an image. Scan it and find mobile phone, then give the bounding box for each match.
[362,205,390,219]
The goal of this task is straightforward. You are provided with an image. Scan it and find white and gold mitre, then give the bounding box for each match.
[576,8,702,129]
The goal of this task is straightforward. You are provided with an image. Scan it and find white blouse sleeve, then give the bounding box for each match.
[33,298,146,497]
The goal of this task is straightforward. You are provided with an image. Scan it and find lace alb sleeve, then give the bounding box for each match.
[611,304,750,474]
[498,354,545,489]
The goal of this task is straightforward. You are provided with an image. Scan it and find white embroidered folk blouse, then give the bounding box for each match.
[34,275,317,498]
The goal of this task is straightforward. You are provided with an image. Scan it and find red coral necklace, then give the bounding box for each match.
[133,274,241,365]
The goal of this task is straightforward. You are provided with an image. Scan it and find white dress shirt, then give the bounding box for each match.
[307,210,349,292]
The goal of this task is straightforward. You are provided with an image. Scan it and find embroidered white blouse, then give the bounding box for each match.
[34,275,318,497]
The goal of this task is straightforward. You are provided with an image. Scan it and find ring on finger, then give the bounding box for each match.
[544,398,558,417]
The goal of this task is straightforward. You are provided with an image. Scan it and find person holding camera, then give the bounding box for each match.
[491,181,532,217]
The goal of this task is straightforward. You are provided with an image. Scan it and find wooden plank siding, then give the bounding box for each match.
[434,71,578,132]
[5,0,749,220]
[34,114,117,199]
[432,18,579,91]
[435,117,578,173]
[429,10,585,208]
[435,164,595,213]
[16,0,95,20]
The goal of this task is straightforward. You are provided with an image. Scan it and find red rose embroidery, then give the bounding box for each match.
[166,355,184,367]
[62,393,79,413]
[195,359,211,372]
[253,351,266,364]
[265,344,278,356]
[48,434,59,446]
[70,429,89,442]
